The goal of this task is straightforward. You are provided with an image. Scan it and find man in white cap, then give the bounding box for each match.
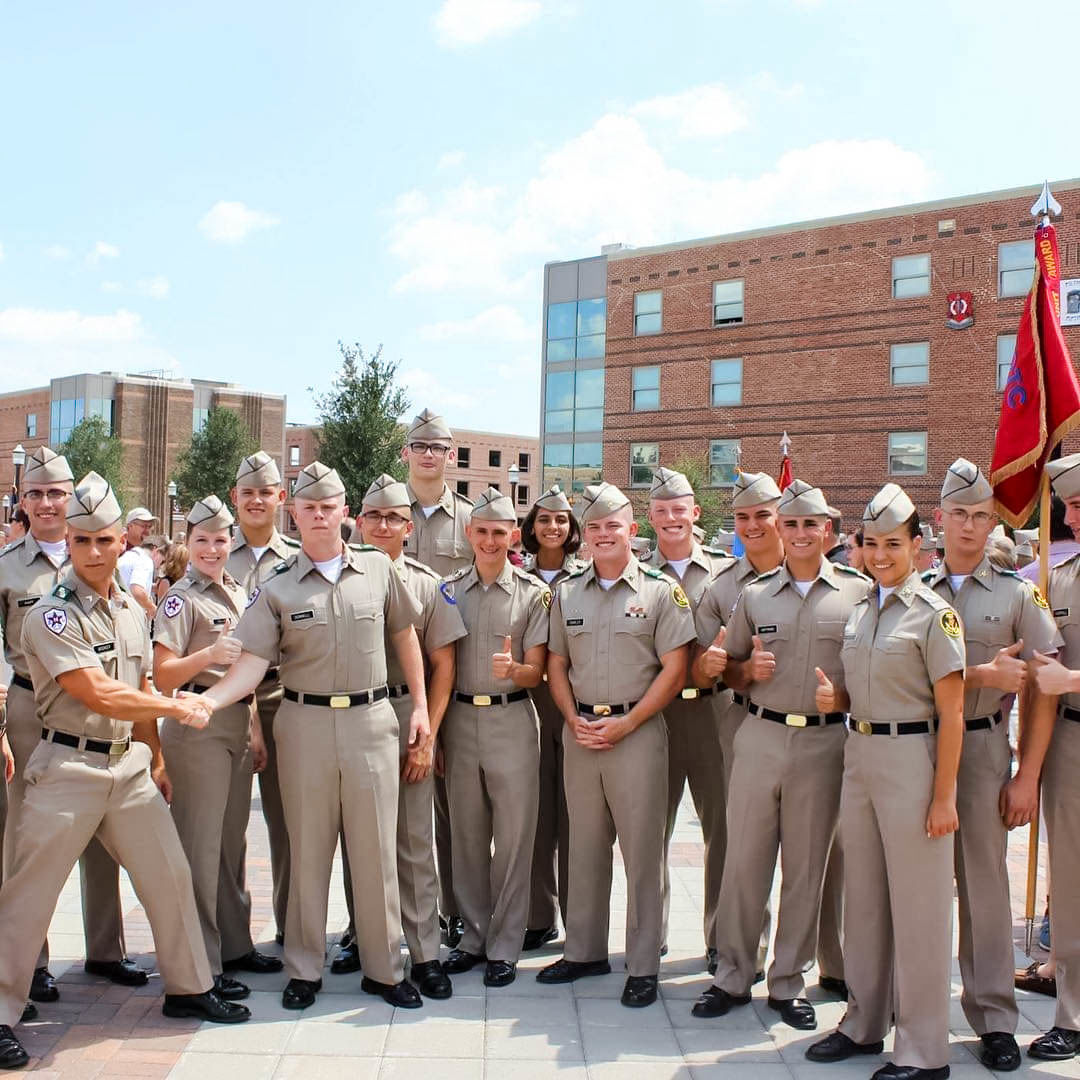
[537,482,695,1008]
[118,506,159,617]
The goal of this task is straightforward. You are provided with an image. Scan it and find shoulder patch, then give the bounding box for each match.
[42,608,68,635]
[672,583,690,609]
[245,586,261,609]
[439,581,457,605]
[940,609,962,638]
[51,584,75,601]
[541,587,552,611]
[162,594,185,619]
[1030,584,1050,609]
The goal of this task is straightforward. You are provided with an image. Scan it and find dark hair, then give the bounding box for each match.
[851,529,863,547]
[828,508,842,534]
[520,503,581,556]
[1051,496,1072,542]
[902,509,921,539]
[12,508,29,529]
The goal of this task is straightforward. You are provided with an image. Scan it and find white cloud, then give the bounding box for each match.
[436,149,466,171]
[44,244,71,260]
[399,366,485,414]
[100,281,124,293]
[433,0,542,47]
[0,306,142,344]
[87,240,120,264]
[198,200,280,244]
[418,304,533,343]
[137,275,170,299]
[631,84,748,140]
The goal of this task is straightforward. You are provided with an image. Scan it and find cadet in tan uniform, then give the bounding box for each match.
[807,484,964,1080]
[401,408,473,947]
[538,482,695,1008]
[643,468,731,972]
[0,447,134,1005]
[925,459,1060,1072]
[693,480,869,1031]
[200,462,429,1011]
[226,450,300,952]
[438,487,548,987]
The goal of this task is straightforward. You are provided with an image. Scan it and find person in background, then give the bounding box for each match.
[155,540,190,603]
[1019,496,1080,583]
[117,508,159,618]
[8,511,29,547]
[825,506,848,565]
[846,530,864,573]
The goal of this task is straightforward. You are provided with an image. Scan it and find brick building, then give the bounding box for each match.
[540,179,1080,523]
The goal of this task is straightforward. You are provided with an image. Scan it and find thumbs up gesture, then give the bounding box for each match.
[701,627,729,679]
[748,634,776,683]
[492,635,515,681]
[985,639,1025,693]
[208,630,242,667]
[814,667,836,713]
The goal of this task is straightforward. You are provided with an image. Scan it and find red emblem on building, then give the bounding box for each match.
[946,291,974,330]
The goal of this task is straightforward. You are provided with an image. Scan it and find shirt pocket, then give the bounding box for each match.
[352,600,385,653]
[435,537,470,560]
[816,620,847,643]
[284,605,329,641]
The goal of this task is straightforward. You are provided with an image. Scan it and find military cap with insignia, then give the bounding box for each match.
[1046,452,1080,499]
[732,471,782,508]
[577,482,630,523]
[470,485,517,521]
[187,494,235,532]
[649,467,694,500]
[940,458,993,505]
[293,461,346,500]
[23,446,74,486]
[67,471,123,531]
[862,483,916,536]
[235,450,282,487]
[533,484,572,512]
[407,408,453,443]
[776,478,829,517]
[362,473,411,508]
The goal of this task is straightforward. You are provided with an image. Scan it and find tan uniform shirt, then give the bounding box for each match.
[387,555,467,685]
[0,534,69,678]
[548,559,696,705]
[21,572,150,740]
[926,557,1061,718]
[404,483,473,575]
[235,545,421,693]
[441,562,549,695]
[226,528,300,598]
[694,554,765,651]
[1048,552,1080,712]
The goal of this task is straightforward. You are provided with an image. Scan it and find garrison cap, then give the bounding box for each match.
[577,482,630,523]
[187,494,235,533]
[776,478,828,517]
[407,408,453,443]
[862,483,916,537]
[714,529,735,551]
[941,458,993,505]
[293,461,346,500]
[920,523,937,545]
[23,446,74,486]
[732,471,782,509]
[534,484,572,512]
[1046,453,1080,499]
[1014,527,1038,544]
[649,467,694,500]
[470,485,517,521]
[67,472,122,531]
[235,450,281,487]
[362,473,411,509]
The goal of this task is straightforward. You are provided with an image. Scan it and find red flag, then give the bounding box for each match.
[990,223,1080,527]
[777,455,793,492]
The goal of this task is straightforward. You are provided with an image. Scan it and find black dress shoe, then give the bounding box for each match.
[331,941,361,975]
[223,949,284,974]
[443,949,485,974]
[28,967,57,1004]
[0,1026,28,1069]
[768,996,817,1030]
[979,1031,1020,1071]
[19,1003,36,1024]
[162,990,250,1023]
[361,977,422,1009]
[536,957,611,984]
[213,974,251,1001]
[281,978,322,1010]
[621,975,658,1008]
[484,961,516,988]
[522,926,558,951]
[706,948,718,976]
[818,974,849,1000]
[1029,1026,1080,1060]
[441,915,465,949]
[411,960,452,1000]
[274,931,285,946]
[871,1065,950,1079]
[85,958,149,987]
[753,969,765,985]
[806,1030,885,1061]
[691,986,752,1018]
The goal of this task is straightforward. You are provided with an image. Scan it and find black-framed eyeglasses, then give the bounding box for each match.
[23,489,71,503]
[408,442,450,457]
[361,511,411,528]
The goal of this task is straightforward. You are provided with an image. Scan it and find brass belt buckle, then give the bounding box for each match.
[473,695,492,707]
[680,688,699,700]
[329,695,351,709]
[785,713,808,728]
[593,704,612,717]
[856,719,873,735]
[109,740,127,762]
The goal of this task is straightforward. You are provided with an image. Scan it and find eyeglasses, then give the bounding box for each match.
[23,489,70,503]
[944,508,996,527]
[408,442,450,457]
[361,511,411,528]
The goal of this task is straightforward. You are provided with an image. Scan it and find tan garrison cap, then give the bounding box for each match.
[862,483,916,536]
[23,446,73,486]
[941,458,993,505]
[534,484,571,512]
[362,473,410,508]
[1014,528,1038,544]
[187,494,235,533]
[293,461,346,500]
[649,467,694,500]
[777,479,828,517]
[1047,453,1080,499]
[470,485,516,521]
[407,408,453,443]
[235,450,281,487]
[67,472,122,531]
[714,529,735,551]
[577,482,630,523]
[920,523,937,545]
[732,471,782,509]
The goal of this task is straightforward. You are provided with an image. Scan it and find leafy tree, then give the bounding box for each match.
[58,415,129,501]
[310,342,410,507]
[172,407,257,509]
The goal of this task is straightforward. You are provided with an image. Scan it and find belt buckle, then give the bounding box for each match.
[329,695,351,709]
[856,719,873,735]
[680,688,699,700]
[785,713,808,728]
[593,704,612,717]
[473,695,492,707]
[109,740,127,762]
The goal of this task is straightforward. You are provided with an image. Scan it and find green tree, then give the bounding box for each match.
[311,342,410,507]
[58,416,129,500]
[172,407,257,509]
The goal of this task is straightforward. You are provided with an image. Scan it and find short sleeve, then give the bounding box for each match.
[422,580,467,652]
[723,589,755,660]
[21,603,101,679]
[695,581,727,648]
[923,604,967,685]
[151,588,194,655]
[385,560,423,635]
[652,580,697,657]
[522,584,550,653]
[234,584,281,664]
[548,587,569,658]
[1016,582,1064,658]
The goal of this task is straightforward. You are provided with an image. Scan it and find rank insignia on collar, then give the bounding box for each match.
[162,595,185,619]
[43,608,68,635]
[1031,585,1050,610]
[672,584,690,609]
[940,609,962,638]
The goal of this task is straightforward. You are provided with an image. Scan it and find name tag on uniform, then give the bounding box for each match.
[1055,608,1070,618]
[17,596,40,608]
[290,610,315,622]
[566,617,584,627]
[984,615,1001,623]
[625,605,648,619]
[93,642,116,654]
[757,624,778,634]
[212,617,227,626]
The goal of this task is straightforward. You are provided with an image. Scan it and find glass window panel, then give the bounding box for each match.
[543,443,573,469]
[635,311,662,335]
[633,389,659,411]
[74,399,84,424]
[575,333,605,359]
[635,290,661,315]
[709,440,740,486]
[574,369,604,408]
[999,240,1035,271]
[576,298,606,336]
[544,410,573,434]
[890,342,929,385]
[572,441,603,493]
[547,301,577,340]
[59,399,74,427]
[634,291,662,336]
[51,400,60,426]
[892,254,930,298]
[888,431,927,475]
[713,280,743,303]
[546,371,574,412]
[1000,268,1033,297]
[634,366,660,391]
[546,338,574,362]
[630,443,660,488]
[997,334,1017,392]
[710,358,743,406]
[892,254,929,277]
[892,276,929,299]
[574,408,604,431]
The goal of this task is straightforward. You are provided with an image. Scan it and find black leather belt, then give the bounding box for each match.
[454,689,529,707]
[11,673,33,692]
[182,682,254,705]
[42,728,131,758]
[1061,706,1080,723]
[747,700,845,728]
[732,691,746,707]
[283,686,388,708]
[576,700,639,717]
[262,666,280,683]
[677,686,715,700]
[850,718,937,736]
[388,684,410,699]
[965,710,1003,732]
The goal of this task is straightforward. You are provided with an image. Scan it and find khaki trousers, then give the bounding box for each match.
[838,733,952,1071]
[816,838,844,980]
[562,714,667,977]
[255,684,290,939]
[161,704,254,973]
[712,717,845,999]
[0,739,210,1025]
[954,723,1018,1035]
[1042,715,1080,1031]
[443,698,540,962]
[3,681,124,968]
[435,776,455,918]
[528,681,569,931]
[276,698,404,985]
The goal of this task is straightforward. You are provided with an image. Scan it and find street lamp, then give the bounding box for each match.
[167,480,178,540]
[2,494,9,524]
[507,462,520,520]
[12,443,25,511]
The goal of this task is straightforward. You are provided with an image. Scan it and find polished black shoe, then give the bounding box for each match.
[706,947,718,976]
[85,958,149,987]
[162,990,250,1023]
[281,978,322,1010]
[274,931,285,946]
[361,977,422,1009]
[212,974,251,1001]
[411,960,452,1000]
[441,914,465,949]
[818,974,849,1000]
[223,949,284,975]
[1028,1026,1080,1060]
[443,949,485,974]
[0,1026,29,1069]
[621,975,658,1008]
[691,985,752,1018]
[484,961,517,988]
[871,1065,950,1079]
[19,1003,36,1024]
[536,957,611,984]
[978,1031,1020,1071]
[522,926,558,951]
[753,969,765,985]
[806,1030,885,1061]
[331,941,361,975]
[28,968,57,1004]
[768,996,817,1030]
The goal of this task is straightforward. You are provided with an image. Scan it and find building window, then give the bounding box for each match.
[631,443,660,488]
[888,431,927,475]
[573,368,604,432]
[489,450,501,468]
[999,240,1035,298]
[890,342,929,385]
[50,397,85,445]
[457,446,470,468]
[25,414,36,438]
[546,298,606,361]
[710,358,743,406]
[633,366,660,411]
[634,291,662,336]
[193,407,209,433]
[572,441,603,493]
[709,440,740,487]
[289,445,301,466]
[289,479,297,495]
[518,452,529,470]
[713,280,744,325]
[491,482,500,491]
[456,479,469,497]
[891,254,930,298]
[576,298,606,358]
[517,484,529,505]
[997,334,1017,392]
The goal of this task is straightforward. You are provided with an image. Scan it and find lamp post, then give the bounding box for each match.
[508,462,520,522]
[2,494,9,524]
[167,480,178,540]
[12,443,25,512]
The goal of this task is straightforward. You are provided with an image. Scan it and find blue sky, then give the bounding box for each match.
[1,0,1076,435]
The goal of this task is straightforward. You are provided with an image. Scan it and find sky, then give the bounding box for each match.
[1,0,1077,436]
